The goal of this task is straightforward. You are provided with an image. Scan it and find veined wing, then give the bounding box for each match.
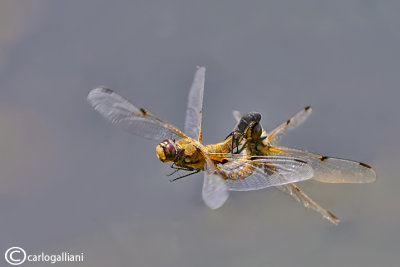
[217,156,314,191]
[184,67,205,142]
[202,156,229,209]
[267,146,376,183]
[265,106,312,145]
[276,184,340,224]
[88,88,187,141]
[232,110,242,130]
[202,172,229,209]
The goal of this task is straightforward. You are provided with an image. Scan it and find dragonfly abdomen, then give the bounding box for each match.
[217,160,255,180]
[205,136,237,162]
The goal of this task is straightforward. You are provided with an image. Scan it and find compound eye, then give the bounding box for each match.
[156,139,177,162]
[161,139,170,145]
[165,143,177,158]
[252,123,262,139]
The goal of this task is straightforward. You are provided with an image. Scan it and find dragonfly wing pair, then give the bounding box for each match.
[88,66,209,143]
[184,67,229,209]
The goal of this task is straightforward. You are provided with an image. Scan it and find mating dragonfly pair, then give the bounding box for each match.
[87,67,376,224]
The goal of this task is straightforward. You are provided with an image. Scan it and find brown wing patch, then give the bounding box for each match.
[294,158,307,164]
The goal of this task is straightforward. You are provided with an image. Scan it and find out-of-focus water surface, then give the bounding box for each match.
[0,1,399,266]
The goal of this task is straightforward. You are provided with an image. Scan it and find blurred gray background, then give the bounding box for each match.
[0,1,399,266]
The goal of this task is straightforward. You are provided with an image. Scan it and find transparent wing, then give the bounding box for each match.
[88,88,187,141]
[218,156,314,191]
[202,172,229,209]
[267,146,376,183]
[184,67,205,142]
[265,106,312,145]
[232,110,242,130]
[202,157,229,209]
[276,184,340,225]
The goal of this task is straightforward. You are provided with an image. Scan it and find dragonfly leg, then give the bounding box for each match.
[236,140,248,154]
[167,164,194,176]
[166,168,180,176]
[169,170,200,182]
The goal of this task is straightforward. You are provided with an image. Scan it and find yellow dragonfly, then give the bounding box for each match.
[87,67,314,209]
[224,107,376,224]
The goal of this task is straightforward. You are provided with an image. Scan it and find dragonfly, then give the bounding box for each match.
[226,107,376,224]
[87,67,315,209]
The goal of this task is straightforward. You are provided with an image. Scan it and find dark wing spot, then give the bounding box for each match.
[294,158,307,164]
[359,162,372,169]
[319,156,329,161]
[140,108,147,115]
[305,106,311,111]
[286,119,291,125]
[100,88,113,94]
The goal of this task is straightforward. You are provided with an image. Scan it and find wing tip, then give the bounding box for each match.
[325,211,340,225]
[202,192,228,210]
[365,168,377,183]
[194,66,206,79]
[358,162,377,183]
[90,87,113,94]
[87,87,114,102]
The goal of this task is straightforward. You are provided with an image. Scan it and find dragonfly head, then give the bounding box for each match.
[156,139,178,162]
[238,112,262,140]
